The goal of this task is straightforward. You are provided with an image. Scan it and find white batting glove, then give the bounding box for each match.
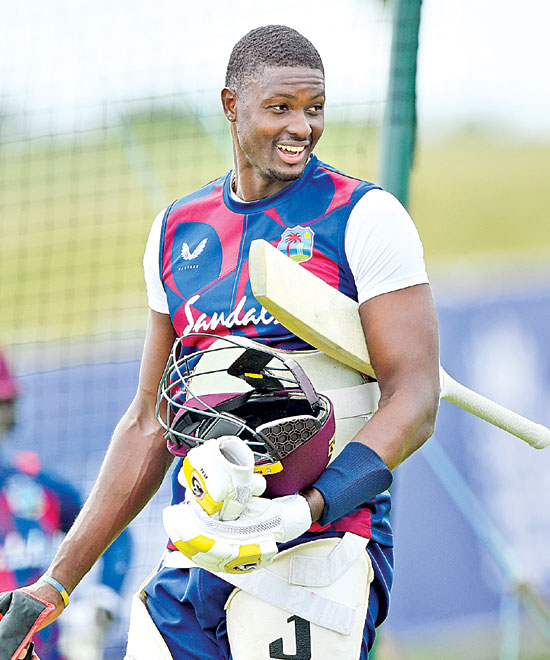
[163,492,312,574]
[179,436,267,521]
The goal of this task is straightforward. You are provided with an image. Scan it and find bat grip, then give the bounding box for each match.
[439,367,550,450]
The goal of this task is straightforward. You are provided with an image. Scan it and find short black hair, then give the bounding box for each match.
[225,25,324,91]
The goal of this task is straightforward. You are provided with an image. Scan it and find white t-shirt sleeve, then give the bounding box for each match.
[143,209,170,314]
[344,189,429,305]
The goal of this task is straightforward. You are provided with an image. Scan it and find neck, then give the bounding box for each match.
[231,158,309,202]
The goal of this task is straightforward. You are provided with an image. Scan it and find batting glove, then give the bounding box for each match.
[179,436,266,521]
[163,491,312,574]
[0,590,55,660]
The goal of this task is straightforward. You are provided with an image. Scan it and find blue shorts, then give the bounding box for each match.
[144,540,393,659]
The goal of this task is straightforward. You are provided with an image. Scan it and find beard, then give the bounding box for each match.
[264,165,305,183]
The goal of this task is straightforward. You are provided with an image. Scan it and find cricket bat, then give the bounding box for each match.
[249,239,550,450]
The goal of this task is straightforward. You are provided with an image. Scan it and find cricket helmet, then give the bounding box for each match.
[156,333,335,497]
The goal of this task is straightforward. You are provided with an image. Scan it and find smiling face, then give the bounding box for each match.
[222,66,325,200]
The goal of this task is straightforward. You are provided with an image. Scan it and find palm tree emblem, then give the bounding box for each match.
[284,232,302,257]
[277,226,314,262]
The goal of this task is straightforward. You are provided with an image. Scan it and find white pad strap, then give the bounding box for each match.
[223,567,355,635]
[162,533,368,635]
[289,531,368,587]
[321,382,380,419]
[163,550,352,634]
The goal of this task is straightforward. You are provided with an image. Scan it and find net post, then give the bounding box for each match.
[378,0,422,208]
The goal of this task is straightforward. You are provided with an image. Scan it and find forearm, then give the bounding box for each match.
[46,403,173,594]
[355,384,439,470]
[350,284,440,470]
[303,381,439,524]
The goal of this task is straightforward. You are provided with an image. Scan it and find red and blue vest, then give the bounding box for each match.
[160,155,392,545]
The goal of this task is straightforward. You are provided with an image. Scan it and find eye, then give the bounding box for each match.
[308,104,324,114]
[270,104,289,112]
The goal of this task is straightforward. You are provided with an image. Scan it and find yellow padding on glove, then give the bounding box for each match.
[182,457,223,516]
[174,535,215,558]
[225,544,262,574]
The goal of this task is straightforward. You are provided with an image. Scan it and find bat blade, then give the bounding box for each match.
[249,238,375,378]
[249,239,550,449]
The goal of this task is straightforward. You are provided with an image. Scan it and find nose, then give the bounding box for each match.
[287,110,313,140]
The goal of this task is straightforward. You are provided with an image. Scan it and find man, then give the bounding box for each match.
[0,348,132,660]
[0,25,439,660]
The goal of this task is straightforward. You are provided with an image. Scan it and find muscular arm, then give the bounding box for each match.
[27,311,176,616]
[355,283,440,468]
[303,283,440,520]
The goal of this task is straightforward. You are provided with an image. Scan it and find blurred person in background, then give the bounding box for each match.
[0,347,132,660]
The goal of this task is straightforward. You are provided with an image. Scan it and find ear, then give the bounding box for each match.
[221,88,237,122]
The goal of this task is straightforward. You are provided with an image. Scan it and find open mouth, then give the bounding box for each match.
[276,144,307,164]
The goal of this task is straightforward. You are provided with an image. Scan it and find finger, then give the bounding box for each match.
[251,473,267,496]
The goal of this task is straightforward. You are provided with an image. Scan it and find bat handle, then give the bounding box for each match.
[439,367,550,450]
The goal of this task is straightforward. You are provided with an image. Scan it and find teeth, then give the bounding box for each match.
[277,145,305,153]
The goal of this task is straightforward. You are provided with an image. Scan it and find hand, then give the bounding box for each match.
[163,491,312,574]
[179,436,266,521]
[0,582,64,660]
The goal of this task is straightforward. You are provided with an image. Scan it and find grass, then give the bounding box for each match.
[410,128,550,265]
[2,114,549,346]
